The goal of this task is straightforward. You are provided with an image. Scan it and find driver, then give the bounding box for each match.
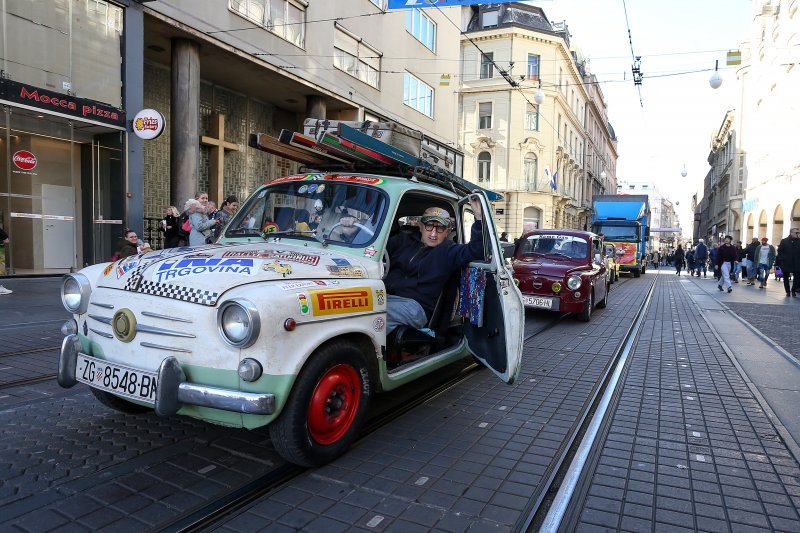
[384,196,484,334]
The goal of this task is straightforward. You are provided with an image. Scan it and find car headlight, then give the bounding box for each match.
[217,299,260,348]
[567,276,582,290]
[61,274,91,314]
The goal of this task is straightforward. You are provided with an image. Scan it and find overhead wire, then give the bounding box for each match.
[621,0,644,107]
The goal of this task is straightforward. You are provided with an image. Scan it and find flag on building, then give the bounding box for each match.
[550,169,558,190]
[543,166,552,189]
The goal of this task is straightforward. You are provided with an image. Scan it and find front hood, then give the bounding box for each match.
[513,258,584,277]
[95,242,373,298]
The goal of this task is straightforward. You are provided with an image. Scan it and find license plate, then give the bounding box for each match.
[76,353,158,404]
[523,295,554,309]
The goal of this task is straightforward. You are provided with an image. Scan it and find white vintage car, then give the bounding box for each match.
[58,172,524,466]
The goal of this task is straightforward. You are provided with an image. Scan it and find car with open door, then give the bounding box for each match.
[57,144,524,467]
[511,229,608,322]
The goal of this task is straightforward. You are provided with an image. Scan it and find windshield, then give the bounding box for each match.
[226,179,389,247]
[519,234,589,259]
[594,224,639,241]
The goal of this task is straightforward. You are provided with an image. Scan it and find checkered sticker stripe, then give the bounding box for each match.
[135,279,219,306]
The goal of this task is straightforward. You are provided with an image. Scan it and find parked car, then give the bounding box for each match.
[511,230,609,322]
[604,243,620,284]
[57,171,524,467]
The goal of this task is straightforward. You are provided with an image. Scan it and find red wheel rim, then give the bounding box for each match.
[307,364,361,445]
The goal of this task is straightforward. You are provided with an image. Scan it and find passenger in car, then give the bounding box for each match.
[383,196,484,333]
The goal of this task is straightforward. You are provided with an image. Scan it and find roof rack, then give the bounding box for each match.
[248,121,503,202]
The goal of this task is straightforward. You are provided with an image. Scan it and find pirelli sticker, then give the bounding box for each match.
[310,287,373,316]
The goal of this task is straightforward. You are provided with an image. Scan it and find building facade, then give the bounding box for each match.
[458,3,618,239]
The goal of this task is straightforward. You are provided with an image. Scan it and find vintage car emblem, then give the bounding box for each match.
[532,280,543,289]
[112,308,137,343]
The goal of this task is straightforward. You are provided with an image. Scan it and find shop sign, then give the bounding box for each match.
[132,109,165,140]
[12,150,37,171]
[0,79,125,128]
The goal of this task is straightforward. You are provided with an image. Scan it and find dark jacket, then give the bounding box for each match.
[777,235,800,271]
[160,215,180,247]
[116,238,137,259]
[384,222,483,318]
[716,243,737,267]
[745,241,759,262]
[673,247,685,265]
[694,242,708,261]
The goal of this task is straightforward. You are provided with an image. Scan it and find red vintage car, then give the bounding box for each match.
[511,230,609,321]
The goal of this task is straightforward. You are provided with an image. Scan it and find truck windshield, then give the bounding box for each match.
[595,225,638,241]
[225,180,388,247]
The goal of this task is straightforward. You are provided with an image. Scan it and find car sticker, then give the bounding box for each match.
[262,222,279,234]
[373,317,385,332]
[297,293,310,315]
[326,265,366,277]
[331,258,351,266]
[263,261,293,277]
[117,260,139,279]
[310,287,373,316]
[223,250,320,266]
[297,184,308,194]
[257,190,266,198]
[363,246,378,257]
[316,184,325,193]
[103,263,114,277]
[307,184,318,193]
[152,258,259,283]
[375,289,386,306]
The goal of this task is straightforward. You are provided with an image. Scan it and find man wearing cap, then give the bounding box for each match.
[716,235,738,293]
[777,227,800,296]
[755,236,777,289]
[383,196,484,333]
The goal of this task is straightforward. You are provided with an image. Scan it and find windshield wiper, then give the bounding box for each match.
[545,252,573,259]
[261,230,318,241]
[226,228,262,237]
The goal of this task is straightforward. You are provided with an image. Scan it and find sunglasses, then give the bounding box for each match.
[423,222,449,233]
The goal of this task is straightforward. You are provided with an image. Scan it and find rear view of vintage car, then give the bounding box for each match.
[57,120,524,467]
[511,230,609,322]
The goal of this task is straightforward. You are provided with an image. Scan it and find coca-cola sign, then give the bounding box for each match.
[13,150,37,171]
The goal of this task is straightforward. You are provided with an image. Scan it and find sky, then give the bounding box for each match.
[527,0,754,233]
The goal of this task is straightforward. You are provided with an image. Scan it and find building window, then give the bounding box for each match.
[478,102,492,129]
[524,154,538,190]
[527,54,540,80]
[229,0,305,47]
[480,52,494,79]
[526,103,538,130]
[370,0,386,8]
[334,27,381,89]
[482,10,499,28]
[406,8,436,52]
[477,152,491,182]
[403,72,434,117]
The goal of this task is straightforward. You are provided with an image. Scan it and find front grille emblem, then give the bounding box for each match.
[112,309,137,343]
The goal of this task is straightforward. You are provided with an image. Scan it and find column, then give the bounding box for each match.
[170,38,201,210]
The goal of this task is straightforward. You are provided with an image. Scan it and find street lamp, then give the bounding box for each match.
[709,60,722,89]
[600,170,607,180]
[681,165,688,178]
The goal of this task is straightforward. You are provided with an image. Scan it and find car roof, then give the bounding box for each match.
[261,172,462,200]
[520,229,599,240]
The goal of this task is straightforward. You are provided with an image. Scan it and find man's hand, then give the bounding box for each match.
[469,194,482,221]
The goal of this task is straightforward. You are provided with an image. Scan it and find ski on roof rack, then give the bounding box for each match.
[247,121,503,202]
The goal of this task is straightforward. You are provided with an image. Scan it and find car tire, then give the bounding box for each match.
[597,284,608,309]
[576,291,593,322]
[633,268,641,278]
[615,270,620,282]
[269,341,371,467]
[90,387,151,414]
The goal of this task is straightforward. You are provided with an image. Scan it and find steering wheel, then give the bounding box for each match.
[327,222,375,239]
[381,248,391,279]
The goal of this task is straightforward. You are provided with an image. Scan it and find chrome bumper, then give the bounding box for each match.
[58,334,275,416]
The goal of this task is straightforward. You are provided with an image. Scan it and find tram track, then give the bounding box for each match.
[0,374,58,390]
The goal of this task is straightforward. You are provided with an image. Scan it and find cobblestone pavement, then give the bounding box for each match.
[725,302,800,361]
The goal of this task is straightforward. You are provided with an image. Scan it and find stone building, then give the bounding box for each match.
[458,3,618,238]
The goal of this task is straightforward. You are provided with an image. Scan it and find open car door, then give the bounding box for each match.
[459,192,524,384]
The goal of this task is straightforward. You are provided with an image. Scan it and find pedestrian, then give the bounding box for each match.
[716,235,737,293]
[776,227,800,297]
[500,232,509,242]
[674,244,685,275]
[686,247,696,276]
[0,227,11,295]
[733,240,745,282]
[694,239,708,278]
[206,200,218,221]
[710,243,721,280]
[755,237,776,289]
[116,229,139,259]
[213,195,239,240]
[652,250,660,269]
[745,237,759,285]
[184,198,219,246]
[160,206,181,248]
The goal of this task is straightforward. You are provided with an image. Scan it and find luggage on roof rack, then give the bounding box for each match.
[247,120,502,202]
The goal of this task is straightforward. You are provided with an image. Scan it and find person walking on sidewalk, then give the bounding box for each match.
[755,237,776,289]
[694,239,708,278]
[710,242,721,281]
[733,240,745,283]
[674,244,685,275]
[716,235,737,293]
[777,227,800,297]
[0,227,11,295]
[745,237,760,285]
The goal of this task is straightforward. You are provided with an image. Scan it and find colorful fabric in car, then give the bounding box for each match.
[459,267,487,326]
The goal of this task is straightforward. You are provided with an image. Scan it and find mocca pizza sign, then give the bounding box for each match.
[0,79,125,129]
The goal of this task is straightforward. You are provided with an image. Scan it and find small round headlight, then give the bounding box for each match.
[61,319,78,336]
[238,358,263,382]
[61,274,91,314]
[551,281,562,293]
[567,276,582,291]
[217,299,260,348]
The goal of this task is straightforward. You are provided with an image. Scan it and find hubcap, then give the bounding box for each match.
[307,364,361,445]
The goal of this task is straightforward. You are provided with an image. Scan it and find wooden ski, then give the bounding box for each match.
[248,133,328,166]
[316,131,394,165]
[279,130,352,164]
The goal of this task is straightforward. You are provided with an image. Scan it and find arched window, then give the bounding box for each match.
[523,153,537,191]
[477,152,491,182]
